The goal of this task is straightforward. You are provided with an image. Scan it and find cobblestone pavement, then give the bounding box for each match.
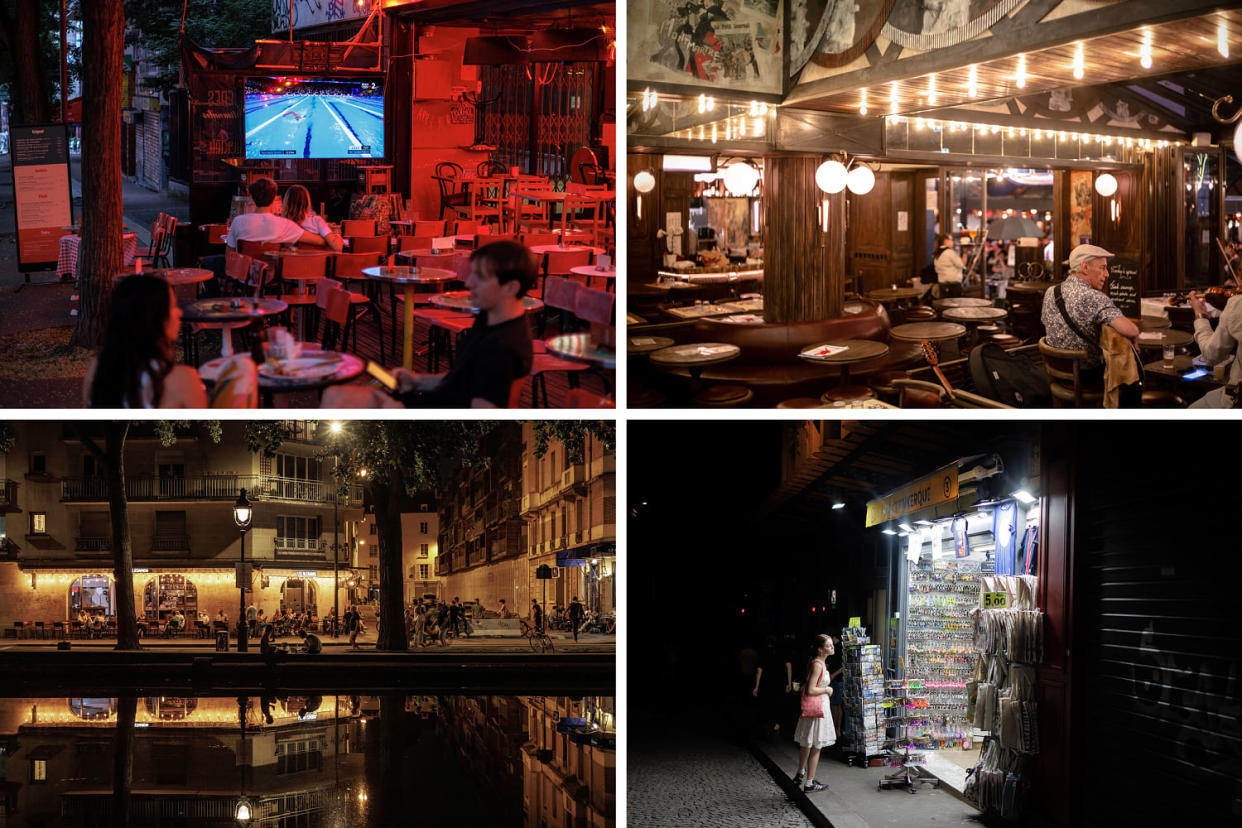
[630,720,813,828]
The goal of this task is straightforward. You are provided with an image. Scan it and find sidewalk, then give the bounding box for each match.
[0,630,616,652]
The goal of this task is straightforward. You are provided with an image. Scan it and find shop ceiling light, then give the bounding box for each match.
[1011,489,1037,504]
[832,501,846,510]
[899,523,915,533]
[663,155,713,172]
[815,159,848,194]
[882,528,898,535]
[915,519,933,526]
[847,165,875,195]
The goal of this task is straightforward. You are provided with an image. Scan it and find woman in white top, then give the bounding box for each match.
[85,274,207,408]
[934,234,966,298]
[282,185,343,251]
[792,634,836,792]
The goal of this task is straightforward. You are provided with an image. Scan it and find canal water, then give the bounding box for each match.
[0,694,615,827]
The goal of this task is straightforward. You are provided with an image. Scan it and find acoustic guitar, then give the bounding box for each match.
[922,339,957,401]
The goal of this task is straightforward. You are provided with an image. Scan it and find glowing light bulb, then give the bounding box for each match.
[749,100,759,116]
[967,65,978,98]
[1140,29,1153,69]
[860,89,868,116]
[1219,22,1230,58]
[927,74,937,106]
[1016,54,1026,88]
[890,81,899,116]
[1073,42,1084,80]
[698,94,706,114]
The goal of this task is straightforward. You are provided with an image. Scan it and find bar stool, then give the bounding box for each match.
[776,397,827,408]
[696,384,753,407]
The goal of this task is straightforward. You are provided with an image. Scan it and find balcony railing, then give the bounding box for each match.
[150,534,190,553]
[273,537,328,559]
[76,536,112,552]
[61,475,362,507]
[0,480,18,510]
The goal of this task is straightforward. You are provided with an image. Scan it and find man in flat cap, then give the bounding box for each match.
[1041,243,1138,372]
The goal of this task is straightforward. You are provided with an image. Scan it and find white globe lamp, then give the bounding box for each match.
[1094,172,1118,197]
[722,162,760,196]
[846,164,876,195]
[633,171,656,193]
[815,160,848,194]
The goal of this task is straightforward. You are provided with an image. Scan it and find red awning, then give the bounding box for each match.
[65,97,81,123]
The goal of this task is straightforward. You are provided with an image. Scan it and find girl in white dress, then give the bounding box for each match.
[792,633,836,792]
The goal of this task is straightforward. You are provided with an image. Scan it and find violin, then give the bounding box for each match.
[1167,286,1239,310]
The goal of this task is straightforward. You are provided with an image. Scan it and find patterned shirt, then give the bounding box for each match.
[1040,275,1123,367]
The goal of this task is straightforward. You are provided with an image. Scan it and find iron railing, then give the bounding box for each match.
[150,534,190,552]
[61,475,362,507]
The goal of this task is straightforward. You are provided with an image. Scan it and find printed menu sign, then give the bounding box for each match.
[1107,257,1140,319]
[10,124,73,269]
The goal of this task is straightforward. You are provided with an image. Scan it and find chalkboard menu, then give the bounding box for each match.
[10,123,73,270]
[1107,257,1140,319]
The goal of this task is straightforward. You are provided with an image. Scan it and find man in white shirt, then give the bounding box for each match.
[204,176,325,295]
[934,234,965,298]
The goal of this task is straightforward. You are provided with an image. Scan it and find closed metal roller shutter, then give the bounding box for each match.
[1074,451,1242,825]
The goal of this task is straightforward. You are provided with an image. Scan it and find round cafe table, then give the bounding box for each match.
[628,335,674,355]
[546,333,616,369]
[180,297,287,359]
[115,267,212,287]
[529,243,605,257]
[199,346,364,407]
[360,265,458,370]
[649,343,741,397]
[890,321,967,360]
[941,306,1008,323]
[797,339,890,402]
[867,287,924,304]
[933,297,993,309]
[1135,327,1193,350]
[429,291,544,314]
[569,264,616,291]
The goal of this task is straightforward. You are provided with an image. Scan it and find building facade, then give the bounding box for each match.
[520,424,616,616]
[356,494,440,605]
[0,421,363,629]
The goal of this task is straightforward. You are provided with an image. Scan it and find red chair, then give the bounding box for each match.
[276,253,332,339]
[413,220,446,236]
[508,375,528,408]
[452,220,481,235]
[342,219,376,237]
[522,232,559,248]
[396,235,435,254]
[414,253,459,272]
[331,253,387,362]
[238,239,282,259]
[348,235,389,256]
[541,248,592,300]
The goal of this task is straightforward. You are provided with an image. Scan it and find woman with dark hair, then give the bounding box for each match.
[791,634,836,792]
[281,184,343,251]
[84,274,207,408]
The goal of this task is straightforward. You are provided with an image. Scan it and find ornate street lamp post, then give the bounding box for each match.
[233,489,253,652]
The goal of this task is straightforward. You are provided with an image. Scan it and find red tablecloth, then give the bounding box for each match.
[58,233,139,277]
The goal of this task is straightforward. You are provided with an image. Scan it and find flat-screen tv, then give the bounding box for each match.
[243,77,384,160]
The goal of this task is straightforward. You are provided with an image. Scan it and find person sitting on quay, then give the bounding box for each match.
[322,241,535,409]
[299,629,323,654]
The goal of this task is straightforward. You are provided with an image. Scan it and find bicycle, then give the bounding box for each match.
[520,620,555,653]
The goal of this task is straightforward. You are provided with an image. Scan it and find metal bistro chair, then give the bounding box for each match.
[433,162,467,221]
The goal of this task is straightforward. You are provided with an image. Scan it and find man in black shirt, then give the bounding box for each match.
[323,241,535,409]
[568,596,585,642]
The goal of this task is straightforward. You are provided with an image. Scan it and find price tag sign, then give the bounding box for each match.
[849,616,862,628]
[982,592,1009,609]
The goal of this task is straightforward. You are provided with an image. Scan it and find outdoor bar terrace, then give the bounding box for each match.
[626,0,1242,409]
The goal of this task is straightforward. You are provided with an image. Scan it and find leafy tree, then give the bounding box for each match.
[123,0,271,96]
[243,421,615,651]
[0,0,81,124]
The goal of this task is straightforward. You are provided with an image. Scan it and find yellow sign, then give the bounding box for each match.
[865,466,959,527]
[848,617,861,628]
[983,592,1009,609]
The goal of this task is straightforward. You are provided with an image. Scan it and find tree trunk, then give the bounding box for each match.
[372,695,406,825]
[12,0,48,125]
[72,0,125,348]
[111,695,136,828]
[106,422,139,649]
[372,476,408,651]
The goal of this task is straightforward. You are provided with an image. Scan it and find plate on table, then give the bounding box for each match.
[258,355,342,382]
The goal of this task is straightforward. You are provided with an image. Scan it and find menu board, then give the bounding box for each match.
[1108,257,1140,319]
[9,124,73,270]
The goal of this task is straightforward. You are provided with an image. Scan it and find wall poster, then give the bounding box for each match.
[9,123,73,271]
[629,0,783,93]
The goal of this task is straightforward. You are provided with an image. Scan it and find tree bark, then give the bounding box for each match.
[111,695,136,828]
[372,476,408,651]
[80,422,139,649]
[72,0,125,348]
[12,0,49,124]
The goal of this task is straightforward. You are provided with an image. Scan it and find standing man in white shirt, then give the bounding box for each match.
[934,234,966,298]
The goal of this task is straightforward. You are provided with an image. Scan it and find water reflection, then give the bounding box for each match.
[0,694,616,827]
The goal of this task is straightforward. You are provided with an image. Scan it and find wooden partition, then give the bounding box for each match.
[847,170,915,293]
[763,154,844,324]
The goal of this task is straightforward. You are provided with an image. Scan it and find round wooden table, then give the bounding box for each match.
[628,335,674,355]
[360,265,458,370]
[649,342,741,381]
[1136,328,1193,349]
[626,312,648,325]
[545,333,616,369]
[933,297,993,309]
[115,267,212,286]
[867,288,924,304]
[181,297,288,359]
[797,339,890,401]
[717,313,765,324]
[529,243,605,256]
[940,306,1009,323]
[889,321,967,343]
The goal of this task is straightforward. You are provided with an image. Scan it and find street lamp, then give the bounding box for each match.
[233,489,253,652]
